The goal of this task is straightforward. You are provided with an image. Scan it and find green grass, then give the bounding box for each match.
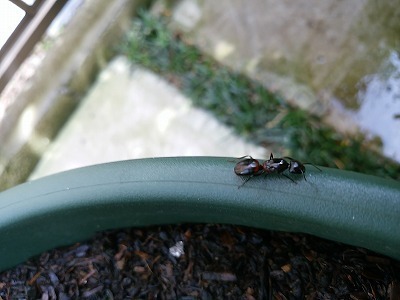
[121,11,400,180]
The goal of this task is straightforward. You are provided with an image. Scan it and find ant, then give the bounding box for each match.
[233,153,321,188]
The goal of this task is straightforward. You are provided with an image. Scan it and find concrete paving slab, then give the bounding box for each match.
[170,0,400,162]
[30,56,266,180]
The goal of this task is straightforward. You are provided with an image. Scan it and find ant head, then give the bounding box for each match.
[288,160,305,174]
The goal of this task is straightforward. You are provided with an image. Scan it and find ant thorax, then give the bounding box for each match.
[263,158,289,174]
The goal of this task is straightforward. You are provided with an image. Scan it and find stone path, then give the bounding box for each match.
[31,56,265,179]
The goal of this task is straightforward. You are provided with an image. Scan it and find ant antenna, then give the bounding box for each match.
[282,173,297,183]
[303,163,322,172]
[229,155,254,163]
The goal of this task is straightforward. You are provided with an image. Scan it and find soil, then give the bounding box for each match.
[0,224,399,299]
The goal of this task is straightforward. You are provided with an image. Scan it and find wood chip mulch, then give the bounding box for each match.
[0,224,399,299]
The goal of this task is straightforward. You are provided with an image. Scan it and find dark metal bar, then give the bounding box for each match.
[0,15,33,62]
[0,0,69,94]
[31,0,47,10]
[0,0,47,60]
[8,0,36,15]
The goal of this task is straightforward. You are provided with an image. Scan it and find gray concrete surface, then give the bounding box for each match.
[30,56,266,179]
[170,0,400,162]
[12,0,400,183]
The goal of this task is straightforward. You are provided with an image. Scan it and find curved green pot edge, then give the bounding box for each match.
[0,156,399,271]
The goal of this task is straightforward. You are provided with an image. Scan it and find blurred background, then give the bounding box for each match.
[0,0,399,191]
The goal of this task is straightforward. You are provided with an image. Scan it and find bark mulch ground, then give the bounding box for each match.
[0,224,399,299]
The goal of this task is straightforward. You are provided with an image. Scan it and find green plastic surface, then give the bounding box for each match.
[0,156,399,271]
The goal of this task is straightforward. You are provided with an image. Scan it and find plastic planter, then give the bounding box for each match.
[0,157,399,271]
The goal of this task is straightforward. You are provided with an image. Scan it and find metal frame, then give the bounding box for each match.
[0,0,69,94]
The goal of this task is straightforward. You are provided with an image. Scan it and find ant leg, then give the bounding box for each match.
[282,173,297,184]
[304,163,322,172]
[236,155,254,160]
[228,155,254,162]
[238,175,254,189]
[237,169,266,189]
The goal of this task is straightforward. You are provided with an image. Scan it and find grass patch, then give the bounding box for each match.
[121,11,400,180]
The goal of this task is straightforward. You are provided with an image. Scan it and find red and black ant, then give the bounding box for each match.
[233,153,321,188]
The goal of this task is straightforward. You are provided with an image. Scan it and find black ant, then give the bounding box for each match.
[233,153,321,188]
